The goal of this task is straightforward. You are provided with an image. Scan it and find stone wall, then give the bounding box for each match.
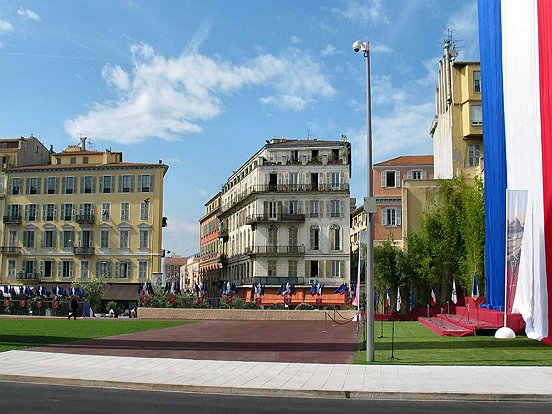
[137,307,358,321]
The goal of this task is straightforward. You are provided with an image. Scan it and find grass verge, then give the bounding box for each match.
[354,321,552,366]
[0,318,192,352]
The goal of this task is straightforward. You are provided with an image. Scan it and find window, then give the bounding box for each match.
[8,260,16,278]
[8,230,17,247]
[268,225,278,252]
[473,70,481,93]
[138,174,153,192]
[471,104,483,126]
[63,176,76,194]
[25,204,38,221]
[70,157,76,164]
[23,229,35,248]
[121,202,130,221]
[468,144,481,167]
[101,203,111,221]
[40,260,55,278]
[61,229,74,248]
[81,176,95,194]
[408,170,427,180]
[289,200,299,215]
[139,229,150,249]
[289,172,298,190]
[310,225,320,250]
[331,172,340,189]
[23,260,35,277]
[382,208,402,227]
[80,260,89,278]
[288,260,298,278]
[268,201,277,219]
[381,170,400,188]
[330,200,340,218]
[61,204,74,221]
[288,225,298,248]
[140,201,149,221]
[100,229,110,249]
[9,178,21,195]
[119,174,134,193]
[26,177,40,194]
[331,260,340,278]
[100,176,114,193]
[83,156,89,164]
[45,177,58,194]
[138,261,148,280]
[97,261,111,278]
[116,261,130,279]
[268,260,277,277]
[120,229,130,249]
[42,229,56,248]
[309,200,319,218]
[43,203,56,221]
[61,260,73,278]
[330,225,341,250]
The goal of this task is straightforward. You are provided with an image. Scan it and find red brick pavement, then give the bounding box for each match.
[32,319,360,364]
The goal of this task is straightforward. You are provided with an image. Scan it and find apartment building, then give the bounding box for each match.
[199,193,222,289]
[163,254,187,287]
[0,137,168,303]
[429,39,482,179]
[217,137,351,296]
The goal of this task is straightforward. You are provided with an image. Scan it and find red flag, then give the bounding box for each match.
[431,288,436,306]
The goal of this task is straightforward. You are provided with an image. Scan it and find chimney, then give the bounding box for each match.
[80,137,87,151]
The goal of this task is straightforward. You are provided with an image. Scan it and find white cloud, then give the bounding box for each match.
[320,44,337,57]
[446,1,479,61]
[0,20,14,32]
[196,187,208,198]
[371,44,393,54]
[162,217,199,256]
[333,0,387,25]
[290,35,301,44]
[65,44,335,143]
[17,8,41,22]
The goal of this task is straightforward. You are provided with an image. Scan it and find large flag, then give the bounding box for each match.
[478,0,552,343]
[396,287,402,312]
[353,230,367,308]
[431,288,436,307]
[409,286,415,312]
[451,279,458,305]
[386,288,391,309]
[472,272,479,300]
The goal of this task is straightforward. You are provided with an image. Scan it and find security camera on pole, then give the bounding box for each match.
[352,40,376,362]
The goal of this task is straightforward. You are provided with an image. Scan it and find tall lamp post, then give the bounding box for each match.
[353,40,376,362]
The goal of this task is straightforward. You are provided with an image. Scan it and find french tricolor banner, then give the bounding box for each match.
[479,0,552,344]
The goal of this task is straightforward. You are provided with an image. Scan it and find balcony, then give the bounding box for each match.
[246,213,305,225]
[73,246,95,255]
[75,214,95,224]
[16,271,38,280]
[219,228,229,241]
[246,245,305,256]
[0,246,21,255]
[3,215,22,224]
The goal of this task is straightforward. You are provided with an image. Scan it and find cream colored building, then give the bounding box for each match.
[1,138,168,303]
[218,137,351,289]
[429,39,483,179]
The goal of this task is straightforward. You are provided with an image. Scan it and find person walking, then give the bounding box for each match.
[69,296,78,320]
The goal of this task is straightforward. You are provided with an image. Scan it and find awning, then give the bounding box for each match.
[102,283,141,301]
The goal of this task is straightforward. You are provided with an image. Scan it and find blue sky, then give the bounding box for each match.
[0,0,479,257]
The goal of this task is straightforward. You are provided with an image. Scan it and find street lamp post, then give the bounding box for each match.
[353,40,376,362]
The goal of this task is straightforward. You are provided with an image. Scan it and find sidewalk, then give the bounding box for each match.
[1,350,552,401]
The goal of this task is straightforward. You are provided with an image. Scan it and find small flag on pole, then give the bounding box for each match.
[396,287,402,312]
[409,286,415,312]
[431,288,436,306]
[386,288,391,309]
[451,279,458,304]
[472,272,479,300]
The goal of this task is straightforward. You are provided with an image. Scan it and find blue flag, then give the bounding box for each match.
[409,286,415,312]
[472,272,479,299]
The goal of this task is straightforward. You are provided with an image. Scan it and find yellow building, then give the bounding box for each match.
[1,137,168,304]
[429,39,483,179]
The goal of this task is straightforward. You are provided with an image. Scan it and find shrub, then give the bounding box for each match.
[269,302,285,310]
[295,302,314,310]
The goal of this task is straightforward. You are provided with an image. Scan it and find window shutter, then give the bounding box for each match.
[42,205,46,220]
[395,171,401,187]
[25,205,29,220]
[69,264,73,278]
[37,179,41,194]
[422,170,428,179]
[115,262,119,278]
[277,201,283,215]
[80,177,84,193]
[340,260,345,279]
[131,175,135,192]
[99,177,103,193]
[149,175,154,192]
[53,231,57,247]
[96,261,100,276]
[407,170,413,180]
[382,209,388,225]
[62,177,66,194]
[137,175,142,192]
[71,204,75,220]
[54,177,59,193]
[396,208,402,225]
[8,179,12,194]
[25,178,30,195]
[298,200,303,214]
[54,206,57,220]
[41,231,45,247]
[40,260,44,276]
[381,171,387,188]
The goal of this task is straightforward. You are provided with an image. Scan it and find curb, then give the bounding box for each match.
[1,374,552,402]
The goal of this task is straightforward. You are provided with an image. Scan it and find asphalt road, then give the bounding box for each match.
[2,381,552,414]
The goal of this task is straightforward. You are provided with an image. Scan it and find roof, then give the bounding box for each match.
[6,161,168,172]
[267,138,349,149]
[374,155,434,167]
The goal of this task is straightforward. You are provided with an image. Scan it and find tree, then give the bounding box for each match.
[72,277,106,312]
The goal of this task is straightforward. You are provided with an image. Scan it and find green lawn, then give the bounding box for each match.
[0,318,192,352]
[355,321,552,366]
